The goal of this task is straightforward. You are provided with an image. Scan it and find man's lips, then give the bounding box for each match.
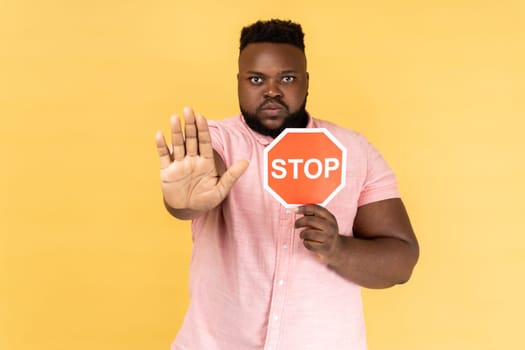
[259,101,287,111]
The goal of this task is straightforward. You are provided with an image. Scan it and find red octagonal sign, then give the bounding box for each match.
[263,128,347,208]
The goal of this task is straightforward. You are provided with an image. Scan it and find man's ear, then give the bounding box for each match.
[306,72,310,90]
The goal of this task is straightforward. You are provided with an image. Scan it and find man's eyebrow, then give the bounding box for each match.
[244,70,298,75]
[246,70,264,76]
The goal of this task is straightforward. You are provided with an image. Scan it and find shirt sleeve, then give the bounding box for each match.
[206,120,231,168]
[207,120,223,155]
[357,141,400,207]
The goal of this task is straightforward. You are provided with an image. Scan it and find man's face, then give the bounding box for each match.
[238,43,309,137]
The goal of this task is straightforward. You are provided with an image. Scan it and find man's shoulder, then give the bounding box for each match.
[208,114,247,135]
[208,114,242,127]
[311,117,366,144]
[207,114,258,150]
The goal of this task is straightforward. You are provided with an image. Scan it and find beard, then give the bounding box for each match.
[241,98,309,139]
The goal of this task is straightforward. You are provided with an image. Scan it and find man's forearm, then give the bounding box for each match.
[326,235,419,289]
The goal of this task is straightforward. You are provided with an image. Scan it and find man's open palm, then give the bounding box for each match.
[155,108,249,213]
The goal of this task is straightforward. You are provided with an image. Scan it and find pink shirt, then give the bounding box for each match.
[172,115,399,350]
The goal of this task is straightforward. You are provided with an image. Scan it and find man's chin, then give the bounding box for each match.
[259,117,286,130]
[245,119,287,138]
[241,107,309,139]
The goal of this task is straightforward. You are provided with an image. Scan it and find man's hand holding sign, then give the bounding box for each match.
[263,128,348,264]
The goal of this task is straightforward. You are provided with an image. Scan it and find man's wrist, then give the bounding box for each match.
[325,235,351,269]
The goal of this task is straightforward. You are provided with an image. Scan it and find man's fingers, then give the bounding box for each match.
[300,229,325,244]
[216,160,250,199]
[296,204,336,221]
[155,130,172,169]
[303,238,323,251]
[295,215,327,231]
[295,205,338,232]
[183,107,198,156]
[170,115,185,161]
[302,240,326,262]
[196,113,213,160]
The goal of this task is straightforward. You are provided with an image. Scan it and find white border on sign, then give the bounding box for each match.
[263,128,347,208]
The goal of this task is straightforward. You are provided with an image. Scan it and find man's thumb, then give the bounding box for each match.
[217,159,250,197]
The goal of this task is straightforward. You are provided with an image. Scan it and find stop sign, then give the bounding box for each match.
[263,128,347,208]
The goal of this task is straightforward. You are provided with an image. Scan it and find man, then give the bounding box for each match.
[155,19,419,350]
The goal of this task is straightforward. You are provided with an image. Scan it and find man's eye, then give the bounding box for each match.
[249,77,263,84]
[282,76,295,83]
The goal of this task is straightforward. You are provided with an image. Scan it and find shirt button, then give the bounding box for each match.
[282,243,288,249]
[274,315,279,321]
[278,279,284,286]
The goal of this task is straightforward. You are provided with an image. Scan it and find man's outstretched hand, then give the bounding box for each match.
[155,107,249,215]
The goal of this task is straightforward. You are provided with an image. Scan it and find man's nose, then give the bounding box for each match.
[264,79,283,98]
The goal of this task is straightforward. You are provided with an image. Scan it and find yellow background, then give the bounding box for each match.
[2,0,524,349]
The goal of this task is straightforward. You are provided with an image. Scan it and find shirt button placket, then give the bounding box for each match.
[263,207,293,350]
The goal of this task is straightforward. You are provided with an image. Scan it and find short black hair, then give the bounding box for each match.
[240,19,305,52]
